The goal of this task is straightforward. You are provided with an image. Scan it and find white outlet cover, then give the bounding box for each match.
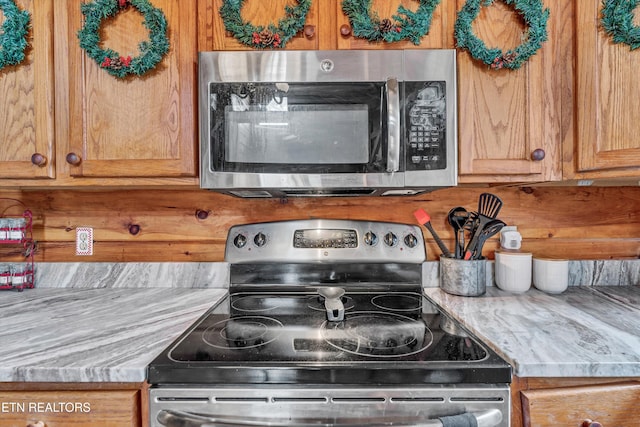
[76,227,94,256]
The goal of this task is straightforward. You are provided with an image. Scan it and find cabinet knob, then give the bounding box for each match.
[195,209,210,220]
[128,224,141,235]
[531,148,545,161]
[340,24,352,36]
[304,25,315,39]
[581,421,603,427]
[26,422,45,427]
[31,153,47,167]
[66,152,82,166]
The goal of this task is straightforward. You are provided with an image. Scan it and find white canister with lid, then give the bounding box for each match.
[494,250,532,293]
[533,257,569,294]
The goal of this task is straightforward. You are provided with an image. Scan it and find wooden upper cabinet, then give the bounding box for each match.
[457,0,566,183]
[199,0,455,52]
[336,0,455,49]
[56,0,197,181]
[202,0,322,50]
[571,0,640,179]
[0,0,55,180]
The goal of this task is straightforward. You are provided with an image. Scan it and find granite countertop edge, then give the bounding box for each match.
[424,285,640,379]
[0,287,228,383]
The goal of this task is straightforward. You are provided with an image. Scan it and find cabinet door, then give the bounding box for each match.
[0,0,55,179]
[521,382,640,427]
[202,0,321,50]
[574,0,640,178]
[336,0,455,49]
[57,0,196,179]
[0,390,140,427]
[457,0,566,183]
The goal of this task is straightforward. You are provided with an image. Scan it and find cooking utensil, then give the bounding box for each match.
[317,287,345,321]
[464,219,505,260]
[413,208,452,258]
[478,192,503,219]
[464,194,504,260]
[447,207,469,259]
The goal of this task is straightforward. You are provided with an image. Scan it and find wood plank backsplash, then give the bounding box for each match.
[0,186,638,262]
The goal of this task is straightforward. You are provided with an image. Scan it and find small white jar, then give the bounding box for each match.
[533,257,569,294]
[494,250,532,293]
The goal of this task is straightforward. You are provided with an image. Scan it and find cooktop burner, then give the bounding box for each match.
[203,316,284,350]
[371,293,422,312]
[321,311,431,357]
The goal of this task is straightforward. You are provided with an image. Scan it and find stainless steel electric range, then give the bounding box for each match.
[148,219,511,427]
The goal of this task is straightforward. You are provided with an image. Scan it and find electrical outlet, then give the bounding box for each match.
[76,227,94,256]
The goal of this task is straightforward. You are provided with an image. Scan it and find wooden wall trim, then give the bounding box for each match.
[1,186,638,262]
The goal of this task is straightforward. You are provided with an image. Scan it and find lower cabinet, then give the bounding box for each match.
[0,388,142,427]
[514,378,640,427]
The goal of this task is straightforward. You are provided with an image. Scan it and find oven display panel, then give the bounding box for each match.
[293,229,358,249]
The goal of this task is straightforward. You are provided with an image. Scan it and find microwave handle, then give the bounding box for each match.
[385,77,401,173]
[156,409,503,427]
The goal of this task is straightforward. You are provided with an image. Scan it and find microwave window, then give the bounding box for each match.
[208,82,387,173]
[225,105,369,164]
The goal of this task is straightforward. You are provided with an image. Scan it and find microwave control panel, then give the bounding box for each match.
[404,81,447,171]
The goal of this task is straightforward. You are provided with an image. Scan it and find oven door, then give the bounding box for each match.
[150,387,510,427]
[156,409,503,427]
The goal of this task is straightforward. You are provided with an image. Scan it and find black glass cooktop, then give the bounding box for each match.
[148,289,512,385]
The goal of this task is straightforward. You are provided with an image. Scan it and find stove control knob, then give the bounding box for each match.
[384,232,398,247]
[363,231,378,246]
[404,233,419,248]
[254,232,267,247]
[233,233,247,249]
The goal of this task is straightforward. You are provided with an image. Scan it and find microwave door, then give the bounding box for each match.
[210,82,393,176]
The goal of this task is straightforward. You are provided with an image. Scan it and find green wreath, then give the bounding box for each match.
[0,0,30,71]
[220,0,311,49]
[601,0,640,50]
[341,0,441,45]
[77,0,169,79]
[454,0,549,70]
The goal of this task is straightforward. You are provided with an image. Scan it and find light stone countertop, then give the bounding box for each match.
[2,262,639,382]
[424,285,640,378]
[0,287,226,382]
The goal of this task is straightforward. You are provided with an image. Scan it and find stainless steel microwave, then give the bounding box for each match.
[199,50,457,198]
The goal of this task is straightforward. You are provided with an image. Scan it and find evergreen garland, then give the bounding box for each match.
[0,0,30,71]
[341,0,442,45]
[77,0,170,79]
[219,0,311,49]
[454,0,549,70]
[601,0,640,50]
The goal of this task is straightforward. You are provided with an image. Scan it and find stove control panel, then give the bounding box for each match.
[225,219,426,264]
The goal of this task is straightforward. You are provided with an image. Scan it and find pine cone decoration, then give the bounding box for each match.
[491,52,518,70]
[379,18,394,33]
[258,30,276,46]
[502,51,517,65]
[101,55,132,70]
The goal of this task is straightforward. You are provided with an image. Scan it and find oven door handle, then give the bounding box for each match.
[385,77,401,173]
[156,408,503,427]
